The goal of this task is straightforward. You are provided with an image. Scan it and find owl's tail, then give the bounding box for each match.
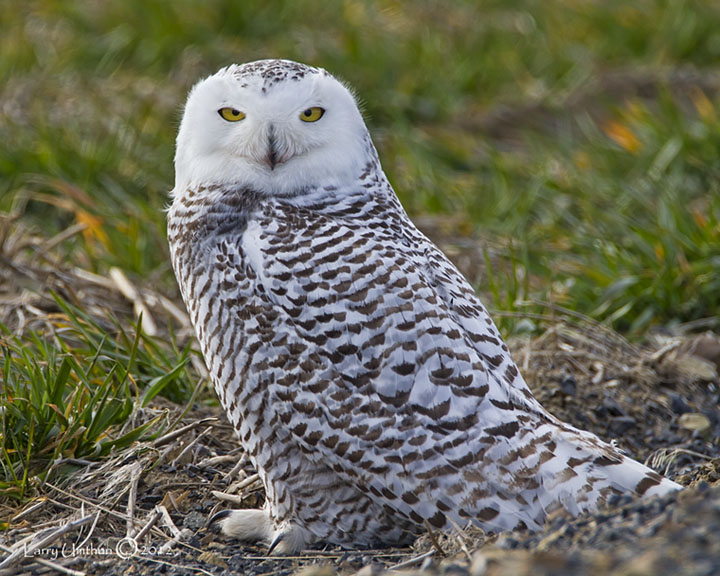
[534,425,681,522]
[453,419,681,536]
[601,451,681,497]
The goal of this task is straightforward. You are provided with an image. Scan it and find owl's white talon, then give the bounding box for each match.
[267,532,284,555]
[266,523,312,555]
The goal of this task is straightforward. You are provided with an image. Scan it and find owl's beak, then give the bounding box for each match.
[264,125,283,171]
[265,141,278,170]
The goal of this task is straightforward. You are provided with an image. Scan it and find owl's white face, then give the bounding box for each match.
[173,60,370,197]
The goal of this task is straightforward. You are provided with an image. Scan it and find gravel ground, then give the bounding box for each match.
[3,322,718,576]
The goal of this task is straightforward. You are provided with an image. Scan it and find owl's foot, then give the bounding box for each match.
[209,508,311,554]
[210,508,272,543]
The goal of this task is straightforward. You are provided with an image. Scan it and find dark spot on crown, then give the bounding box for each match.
[231,59,321,92]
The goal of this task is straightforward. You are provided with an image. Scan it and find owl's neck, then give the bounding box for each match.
[170,137,407,235]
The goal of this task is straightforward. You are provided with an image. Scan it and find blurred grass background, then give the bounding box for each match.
[2,0,720,331]
[1,0,719,497]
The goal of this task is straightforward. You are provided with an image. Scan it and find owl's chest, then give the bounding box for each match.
[186,233,270,336]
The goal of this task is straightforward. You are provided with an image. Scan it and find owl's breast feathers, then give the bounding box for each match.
[170,181,677,535]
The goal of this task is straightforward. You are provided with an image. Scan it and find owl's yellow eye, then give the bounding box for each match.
[218,107,245,122]
[300,107,325,122]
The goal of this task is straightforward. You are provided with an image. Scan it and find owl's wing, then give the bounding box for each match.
[236,201,552,530]
[417,235,541,402]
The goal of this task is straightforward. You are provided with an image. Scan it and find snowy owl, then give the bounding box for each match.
[167,59,680,554]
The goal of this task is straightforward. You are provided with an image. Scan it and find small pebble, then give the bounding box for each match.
[442,565,470,575]
[354,562,386,576]
[182,510,206,531]
[609,416,636,435]
[294,564,336,576]
[598,396,625,417]
[560,376,577,397]
[669,393,691,415]
[678,413,711,434]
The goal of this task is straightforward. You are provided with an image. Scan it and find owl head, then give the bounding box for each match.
[173,59,370,197]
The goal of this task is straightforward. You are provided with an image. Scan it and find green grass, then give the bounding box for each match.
[2,0,718,329]
[1,0,719,497]
[0,295,194,500]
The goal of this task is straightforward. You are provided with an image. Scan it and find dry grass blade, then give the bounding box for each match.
[109,266,158,336]
[11,498,48,523]
[71,267,117,289]
[223,453,248,483]
[126,462,143,538]
[100,460,146,502]
[152,417,218,448]
[134,508,161,542]
[233,472,261,492]
[196,454,238,468]
[388,550,435,571]
[646,447,713,475]
[0,542,86,576]
[447,518,472,561]
[211,490,249,505]
[155,293,193,329]
[44,482,140,530]
[214,472,263,502]
[156,504,183,540]
[73,511,102,555]
[170,426,213,466]
[155,504,191,556]
[0,514,94,570]
[41,222,88,253]
[422,520,445,558]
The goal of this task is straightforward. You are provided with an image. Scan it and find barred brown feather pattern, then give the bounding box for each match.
[168,59,680,551]
[168,164,677,548]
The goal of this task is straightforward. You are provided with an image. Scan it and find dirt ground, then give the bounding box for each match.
[1,218,719,576]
